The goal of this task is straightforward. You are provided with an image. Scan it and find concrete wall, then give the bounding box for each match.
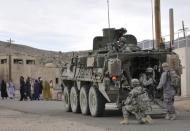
[174,47,190,97]
[11,64,60,89]
[0,55,60,89]
[0,56,9,80]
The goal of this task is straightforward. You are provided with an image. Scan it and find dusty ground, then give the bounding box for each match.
[0,98,190,131]
[0,107,105,131]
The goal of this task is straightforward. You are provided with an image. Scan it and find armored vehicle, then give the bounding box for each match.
[61,28,181,117]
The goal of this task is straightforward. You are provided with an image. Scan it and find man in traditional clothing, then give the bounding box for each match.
[49,80,54,99]
[7,80,15,99]
[25,77,32,100]
[38,77,43,96]
[20,76,26,101]
[34,79,40,100]
[43,80,51,100]
[1,80,8,99]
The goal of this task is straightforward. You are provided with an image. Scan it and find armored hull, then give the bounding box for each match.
[60,28,181,116]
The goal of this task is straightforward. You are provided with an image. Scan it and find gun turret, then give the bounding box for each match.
[93,28,138,51]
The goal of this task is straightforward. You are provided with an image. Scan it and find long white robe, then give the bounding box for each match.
[7,82,15,98]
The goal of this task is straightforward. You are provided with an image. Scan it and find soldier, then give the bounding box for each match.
[113,37,127,52]
[156,62,177,120]
[140,67,156,100]
[120,79,152,125]
[119,37,126,46]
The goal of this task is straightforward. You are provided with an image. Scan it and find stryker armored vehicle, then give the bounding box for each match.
[60,28,181,117]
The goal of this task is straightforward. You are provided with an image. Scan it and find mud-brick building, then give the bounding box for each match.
[0,54,60,89]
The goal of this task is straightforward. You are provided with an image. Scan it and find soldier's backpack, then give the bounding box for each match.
[167,71,180,88]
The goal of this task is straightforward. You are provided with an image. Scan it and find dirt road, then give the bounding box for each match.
[0,100,190,131]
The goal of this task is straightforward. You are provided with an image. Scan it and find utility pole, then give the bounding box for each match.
[182,20,187,38]
[154,0,163,49]
[151,0,155,49]
[7,38,14,81]
[178,21,188,41]
[169,8,174,49]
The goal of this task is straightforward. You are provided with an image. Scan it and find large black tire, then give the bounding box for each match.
[80,86,90,115]
[63,86,71,112]
[70,86,80,113]
[88,86,105,117]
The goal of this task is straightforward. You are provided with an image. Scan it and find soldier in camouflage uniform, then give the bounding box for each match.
[112,37,127,52]
[120,79,152,125]
[157,62,177,120]
[140,67,156,100]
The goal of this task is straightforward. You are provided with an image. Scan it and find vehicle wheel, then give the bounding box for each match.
[80,86,90,115]
[70,86,80,113]
[63,86,71,112]
[88,86,105,117]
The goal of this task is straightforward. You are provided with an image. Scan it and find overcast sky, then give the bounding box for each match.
[0,0,189,52]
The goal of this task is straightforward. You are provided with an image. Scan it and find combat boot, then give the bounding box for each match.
[170,114,176,120]
[120,117,129,125]
[165,113,170,120]
[139,117,146,124]
[145,115,153,124]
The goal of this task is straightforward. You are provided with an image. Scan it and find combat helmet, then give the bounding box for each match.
[162,62,169,71]
[146,67,154,74]
[119,37,127,43]
[162,62,169,67]
[131,78,140,87]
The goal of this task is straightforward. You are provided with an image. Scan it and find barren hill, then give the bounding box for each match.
[0,41,88,65]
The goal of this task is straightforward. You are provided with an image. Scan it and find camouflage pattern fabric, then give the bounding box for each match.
[122,86,151,121]
[157,70,176,114]
[139,73,155,99]
[163,94,175,114]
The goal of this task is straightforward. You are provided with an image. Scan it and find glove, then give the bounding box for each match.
[156,86,161,90]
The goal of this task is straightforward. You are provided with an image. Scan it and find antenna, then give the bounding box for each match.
[107,0,111,28]
[106,0,112,44]
[151,0,155,50]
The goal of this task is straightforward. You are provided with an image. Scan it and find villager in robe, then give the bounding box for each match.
[43,80,51,100]
[1,80,8,99]
[49,80,54,99]
[7,80,15,99]
[20,76,26,101]
[38,77,43,95]
[25,77,32,100]
[34,79,40,100]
